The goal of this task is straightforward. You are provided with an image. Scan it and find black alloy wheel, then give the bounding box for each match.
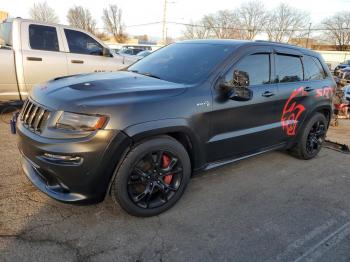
[305,120,326,155]
[289,113,328,160]
[128,150,183,209]
[112,136,191,217]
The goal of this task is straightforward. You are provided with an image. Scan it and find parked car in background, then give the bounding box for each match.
[116,47,154,66]
[118,49,153,65]
[339,66,350,82]
[334,60,350,76]
[0,18,124,103]
[136,50,152,57]
[118,47,145,55]
[345,85,350,102]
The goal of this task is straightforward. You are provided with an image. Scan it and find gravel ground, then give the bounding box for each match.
[0,112,349,262]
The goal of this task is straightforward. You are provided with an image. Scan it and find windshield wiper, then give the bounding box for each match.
[128,70,161,80]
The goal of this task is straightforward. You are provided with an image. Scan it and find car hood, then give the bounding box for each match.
[31,71,188,112]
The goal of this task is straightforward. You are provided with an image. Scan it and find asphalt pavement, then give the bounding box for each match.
[1,114,350,262]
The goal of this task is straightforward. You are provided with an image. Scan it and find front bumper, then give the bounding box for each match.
[18,122,131,204]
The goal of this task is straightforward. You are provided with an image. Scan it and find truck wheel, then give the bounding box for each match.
[111,136,191,217]
[289,113,328,160]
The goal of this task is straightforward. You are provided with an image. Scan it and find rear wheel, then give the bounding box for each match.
[289,113,328,160]
[111,136,191,217]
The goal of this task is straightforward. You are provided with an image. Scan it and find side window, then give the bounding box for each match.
[303,55,326,80]
[225,54,270,86]
[64,29,103,56]
[29,25,59,52]
[276,54,303,83]
[123,49,133,55]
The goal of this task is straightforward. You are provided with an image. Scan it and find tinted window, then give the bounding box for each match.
[303,55,326,80]
[276,54,303,83]
[120,49,133,55]
[0,22,12,46]
[29,25,59,51]
[225,54,270,86]
[128,43,235,84]
[64,29,103,56]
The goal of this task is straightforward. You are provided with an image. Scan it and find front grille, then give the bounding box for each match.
[20,99,50,133]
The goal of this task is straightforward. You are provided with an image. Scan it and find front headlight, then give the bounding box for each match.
[55,112,108,131]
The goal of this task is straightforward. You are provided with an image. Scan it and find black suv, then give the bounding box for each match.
[18,40,335,216]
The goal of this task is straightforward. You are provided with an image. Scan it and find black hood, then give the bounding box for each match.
[31,71,187,112]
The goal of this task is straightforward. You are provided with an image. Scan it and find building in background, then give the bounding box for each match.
[0,11,9,22]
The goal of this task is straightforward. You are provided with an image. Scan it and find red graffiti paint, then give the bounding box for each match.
[315,87,333,98]
[281,87,307,136]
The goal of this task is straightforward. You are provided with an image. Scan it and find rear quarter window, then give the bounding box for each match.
[303,55,326,80]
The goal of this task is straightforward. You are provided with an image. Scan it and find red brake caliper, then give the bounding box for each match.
[162,154,173,185]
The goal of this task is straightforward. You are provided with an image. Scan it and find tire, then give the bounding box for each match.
[111,135,191,217]
[289,113,328,160]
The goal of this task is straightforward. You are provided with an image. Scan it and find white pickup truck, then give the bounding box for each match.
[0,18,125,102]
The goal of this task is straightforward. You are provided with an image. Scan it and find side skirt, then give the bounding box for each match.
[193,142,287,174]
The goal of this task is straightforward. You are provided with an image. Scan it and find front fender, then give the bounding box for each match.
[124,118,205,169]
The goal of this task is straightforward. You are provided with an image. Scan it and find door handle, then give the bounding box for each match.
[71,60,84,64]
[262,91,275,97]
[304,86,314,92]
[27,57,42,61]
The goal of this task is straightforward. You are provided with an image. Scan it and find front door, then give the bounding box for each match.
[208,47,281,162]
[61,28,122,75]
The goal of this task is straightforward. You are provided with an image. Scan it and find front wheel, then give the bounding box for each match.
[289,113,328,160]
[111,136,191,217]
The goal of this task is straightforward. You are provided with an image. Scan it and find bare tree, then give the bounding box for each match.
[102,5,127,43]
[182,1,268,40]
[203,10,243,39]
[182,11,241,39]
[321,12,350,51]
[94,31,110,41]
[264,3,310,43]
[182,19,212,39]
[237,1,268,40]
[29,2,59,23]
[67,6,96,34]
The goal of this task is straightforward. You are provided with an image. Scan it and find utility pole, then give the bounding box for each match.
[306,23,312,49]
[162,0,167,45]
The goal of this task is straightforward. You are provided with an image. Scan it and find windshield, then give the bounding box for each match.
[128,43,235,84]
[0,22,12,47]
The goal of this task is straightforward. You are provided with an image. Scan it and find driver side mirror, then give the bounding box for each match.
[102,47,112,57]
[219,70,253,101]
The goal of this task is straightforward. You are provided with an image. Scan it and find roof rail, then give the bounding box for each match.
[255,40,301,48]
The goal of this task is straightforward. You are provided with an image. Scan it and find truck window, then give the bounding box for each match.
[303,55,326,81]
[29,24,59,52]
[64,29,103,56]
[276,54,303,83]
[225,54,270,86]
[0,22,13,46]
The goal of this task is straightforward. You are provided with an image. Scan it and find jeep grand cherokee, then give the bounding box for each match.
[18,40,335,217]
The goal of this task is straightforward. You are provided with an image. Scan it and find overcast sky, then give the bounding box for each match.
[2,0,350,39]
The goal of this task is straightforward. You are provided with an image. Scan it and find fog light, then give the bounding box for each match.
[42,153,82,164]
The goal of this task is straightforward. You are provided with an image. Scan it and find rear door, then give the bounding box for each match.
[61,28,122,75]
[21,22,68,91]
[208,46,281,162]
[274,48,310,139]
